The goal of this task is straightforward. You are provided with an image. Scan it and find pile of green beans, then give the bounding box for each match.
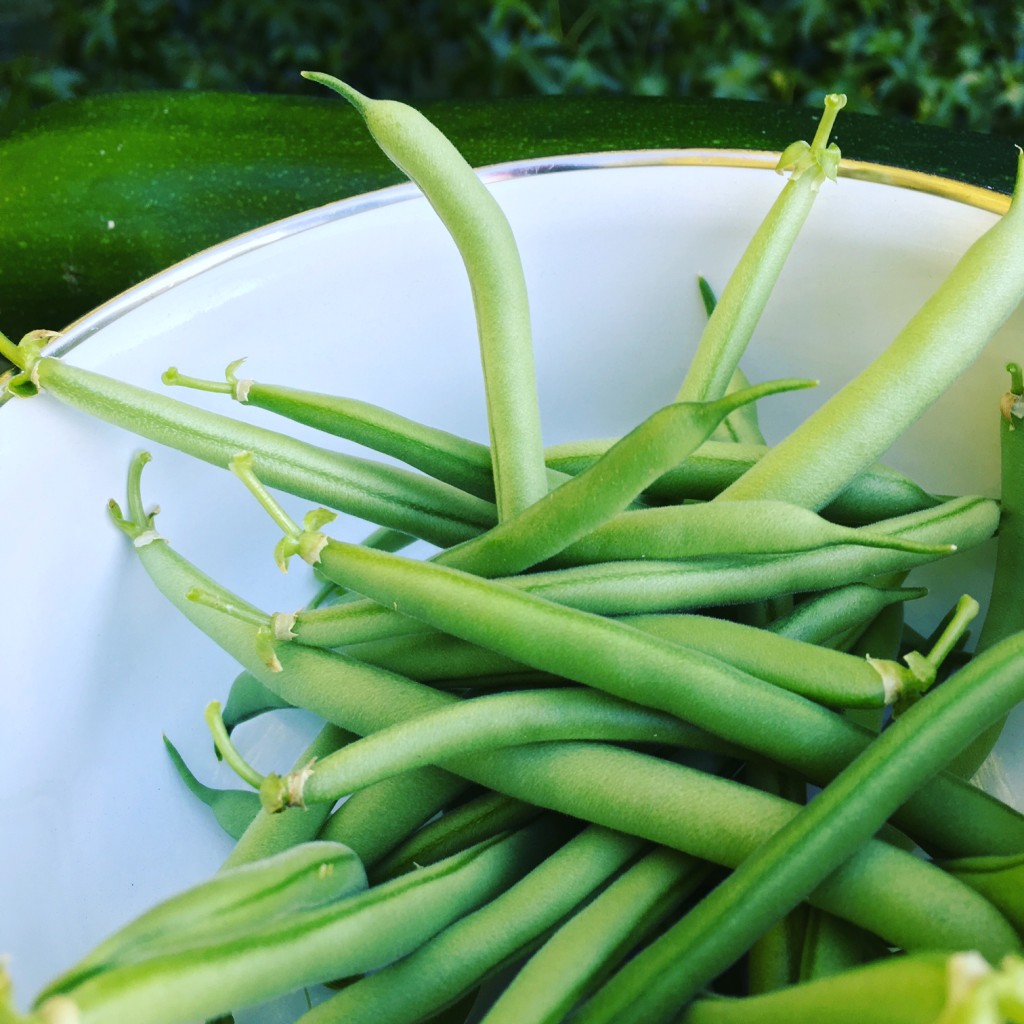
[5,77,1024,1024]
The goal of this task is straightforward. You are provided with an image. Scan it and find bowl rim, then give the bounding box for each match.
[0,147,1008,409]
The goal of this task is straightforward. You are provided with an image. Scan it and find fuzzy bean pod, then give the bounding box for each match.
[35,842,367,1005]
[31,827,550,1024]
[303,72,548,520]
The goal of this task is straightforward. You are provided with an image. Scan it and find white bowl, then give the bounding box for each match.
[1,150,1020,1014]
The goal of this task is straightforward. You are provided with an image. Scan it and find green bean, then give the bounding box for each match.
[164,359,571,501]
[571,629,1024,1024]
[479,848,713,1024]
[343,610,922,708]
[718,148,1024,509]
[214,689,733,813]
[495,494,994,619]
[0,342,496,547]
[940,848,1024,936]
[31,826,550,1024]
[545,438,943,526]
[676,95,845,403]
[36,841,367,1004]
[540,499,954,569]
[952,363,1024,778]
[767,582,920,647]
[678,952,1012,1024]
[304,72,547,520]
[372,791,542,882]
[295,826,643,1024]
[161,735,261,840]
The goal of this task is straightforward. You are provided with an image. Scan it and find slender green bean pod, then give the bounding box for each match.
[545,438,943,526]
[572,629,1024,1024]
[479,848,713,1024]
[294,826,644,1024]
[223,689,734,813]
[163,360,570,500]
[303,72,548,520]
[36,842,367,1003]
[940,848,1024,937]
[541,499,953,569]
[719,148,1024,509]
[0,341,496,547]
[679,952,1024,1024]
[953,362,1024,777]
[491,494,994,619]
[28,827,551,1024]
[675,94,845,403]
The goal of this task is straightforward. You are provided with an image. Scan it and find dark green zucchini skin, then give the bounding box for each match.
[0,90,1014,338]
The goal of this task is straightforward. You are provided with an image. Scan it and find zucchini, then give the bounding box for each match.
[0,90,1013,339]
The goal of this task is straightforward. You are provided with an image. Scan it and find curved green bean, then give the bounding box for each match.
[31,827,549,1024]
[304,72,547,520]
[36,841,367,1004]
[541,499,953,568]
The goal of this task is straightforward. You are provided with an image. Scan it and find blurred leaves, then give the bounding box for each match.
[1,0,1022,136]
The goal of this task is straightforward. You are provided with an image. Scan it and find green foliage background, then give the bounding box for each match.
[1,0,1023,136]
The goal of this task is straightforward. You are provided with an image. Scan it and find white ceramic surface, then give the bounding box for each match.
[2,152,1022,1015]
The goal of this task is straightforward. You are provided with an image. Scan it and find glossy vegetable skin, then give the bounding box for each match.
[0,91,1016,341]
